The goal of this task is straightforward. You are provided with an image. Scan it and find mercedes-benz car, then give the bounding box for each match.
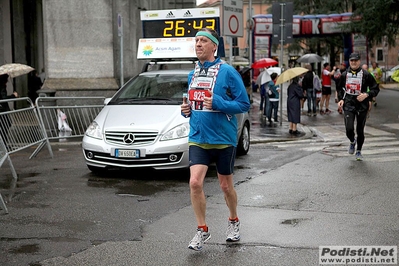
[82,69,250,173]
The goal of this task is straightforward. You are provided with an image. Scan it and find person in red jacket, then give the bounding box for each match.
[320,63,337,114]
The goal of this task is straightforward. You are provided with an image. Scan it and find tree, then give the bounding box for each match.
[349,0,399,46]
[265,0,399,46]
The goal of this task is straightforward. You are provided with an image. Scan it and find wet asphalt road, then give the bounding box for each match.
[1,83,399,265]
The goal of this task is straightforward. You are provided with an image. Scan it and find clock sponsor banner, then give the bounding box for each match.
[140,8,220,39]
[140,8,219,21]
[137,38,196,59]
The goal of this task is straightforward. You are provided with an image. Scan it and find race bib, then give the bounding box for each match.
[189,89,211,110]
[345,77,361,95]
[191,76,214,89]
[188,89,211,102]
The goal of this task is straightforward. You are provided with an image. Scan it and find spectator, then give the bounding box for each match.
[39,67,46,83]
[334,62,347,114]
[301,64,317,116]
[287,76,304,135]
[28,70,43,104]
[266,72,280,123]
[0,74,18,144]
[320,63,337,114]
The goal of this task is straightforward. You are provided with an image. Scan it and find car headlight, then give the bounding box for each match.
[85,121,103,140]
[161,122,190,141]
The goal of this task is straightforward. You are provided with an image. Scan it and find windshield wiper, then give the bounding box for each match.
[116,98,173,104]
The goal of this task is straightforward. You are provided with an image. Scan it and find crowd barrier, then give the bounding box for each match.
[0,96,106,213]
[35,96,105,141]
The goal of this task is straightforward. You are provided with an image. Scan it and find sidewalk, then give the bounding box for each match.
[249,89,312,144]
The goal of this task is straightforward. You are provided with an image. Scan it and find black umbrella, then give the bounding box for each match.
[239,67,251,75]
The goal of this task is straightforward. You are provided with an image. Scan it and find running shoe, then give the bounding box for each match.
[320,110,325,115]
[348,139,356,155]
[355,151,363,161]
[325,109,332,114]
[188,228,211,251]
[226,220,241,242]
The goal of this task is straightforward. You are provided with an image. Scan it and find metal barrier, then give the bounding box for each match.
[1,96,106,213]
[35,96,105,143]
[1,97,50,213]
[0,136,12,213]
[0,97,52,158]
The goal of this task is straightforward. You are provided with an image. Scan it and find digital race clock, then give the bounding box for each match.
[140,8,220,39]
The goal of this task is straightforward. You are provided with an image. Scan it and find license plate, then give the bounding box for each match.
[115,149,140,158]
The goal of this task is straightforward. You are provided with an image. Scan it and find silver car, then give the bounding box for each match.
[82,69,250,173]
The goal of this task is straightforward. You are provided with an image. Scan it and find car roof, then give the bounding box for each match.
[139,69,192,76]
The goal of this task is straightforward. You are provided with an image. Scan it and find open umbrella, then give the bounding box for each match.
[260,71,271,84]
[239,66,251,75]
[251,58,278,69]
[0,63,35,78]
[296,53,323,64]
[275,67,308,85]
[266,67,282,75]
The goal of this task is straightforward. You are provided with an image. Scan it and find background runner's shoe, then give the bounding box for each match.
[226,220,241,242]
[188,229,211,251]
[348,139,357,154]
[355,151,363,161]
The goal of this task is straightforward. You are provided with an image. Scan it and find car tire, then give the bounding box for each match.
[237,121,250,156]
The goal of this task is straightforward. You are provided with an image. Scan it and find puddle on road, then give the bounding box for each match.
[0,173,39,190]
[9,243,40,254]
[281,218,309,226]
[87,176,176,197]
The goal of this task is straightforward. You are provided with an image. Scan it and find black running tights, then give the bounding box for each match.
[344,110,367,151]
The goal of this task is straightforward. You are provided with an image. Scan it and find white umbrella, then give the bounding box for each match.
[0,63,35,78]
[260,71,271,84]
[266,67,282,75]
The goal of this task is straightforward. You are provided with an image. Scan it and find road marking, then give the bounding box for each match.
[264,124,399,162]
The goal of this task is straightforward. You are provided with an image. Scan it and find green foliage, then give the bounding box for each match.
[349,0,399,46]
[263,0,399,46]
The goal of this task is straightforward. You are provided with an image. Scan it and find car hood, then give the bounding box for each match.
[96,105,186,133]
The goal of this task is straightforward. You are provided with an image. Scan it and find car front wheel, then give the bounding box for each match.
[237,121,250,156]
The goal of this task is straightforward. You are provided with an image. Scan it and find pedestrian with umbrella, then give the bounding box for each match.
[275,67,308,135]
[0,63,33,144]
[296,53,323,64]
[0,74,18,144]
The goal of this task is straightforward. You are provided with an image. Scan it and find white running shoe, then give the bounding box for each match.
[188,229,211,251]
[226,220,241,242]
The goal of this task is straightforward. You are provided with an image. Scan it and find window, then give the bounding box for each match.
[376,48,384,62]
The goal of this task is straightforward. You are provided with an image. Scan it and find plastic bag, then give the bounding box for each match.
[57,109,72,132]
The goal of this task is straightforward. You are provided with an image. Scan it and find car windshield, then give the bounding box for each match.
[109,73,188,105]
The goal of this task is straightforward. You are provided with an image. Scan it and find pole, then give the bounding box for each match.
[249,0,252,68]
[279,3,285,126]
[229,36,233,65]
[118,14,124,87]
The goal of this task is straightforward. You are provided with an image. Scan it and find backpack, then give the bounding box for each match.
[313,72,321,91]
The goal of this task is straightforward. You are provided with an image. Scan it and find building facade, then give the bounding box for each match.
[0,0,196,100]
